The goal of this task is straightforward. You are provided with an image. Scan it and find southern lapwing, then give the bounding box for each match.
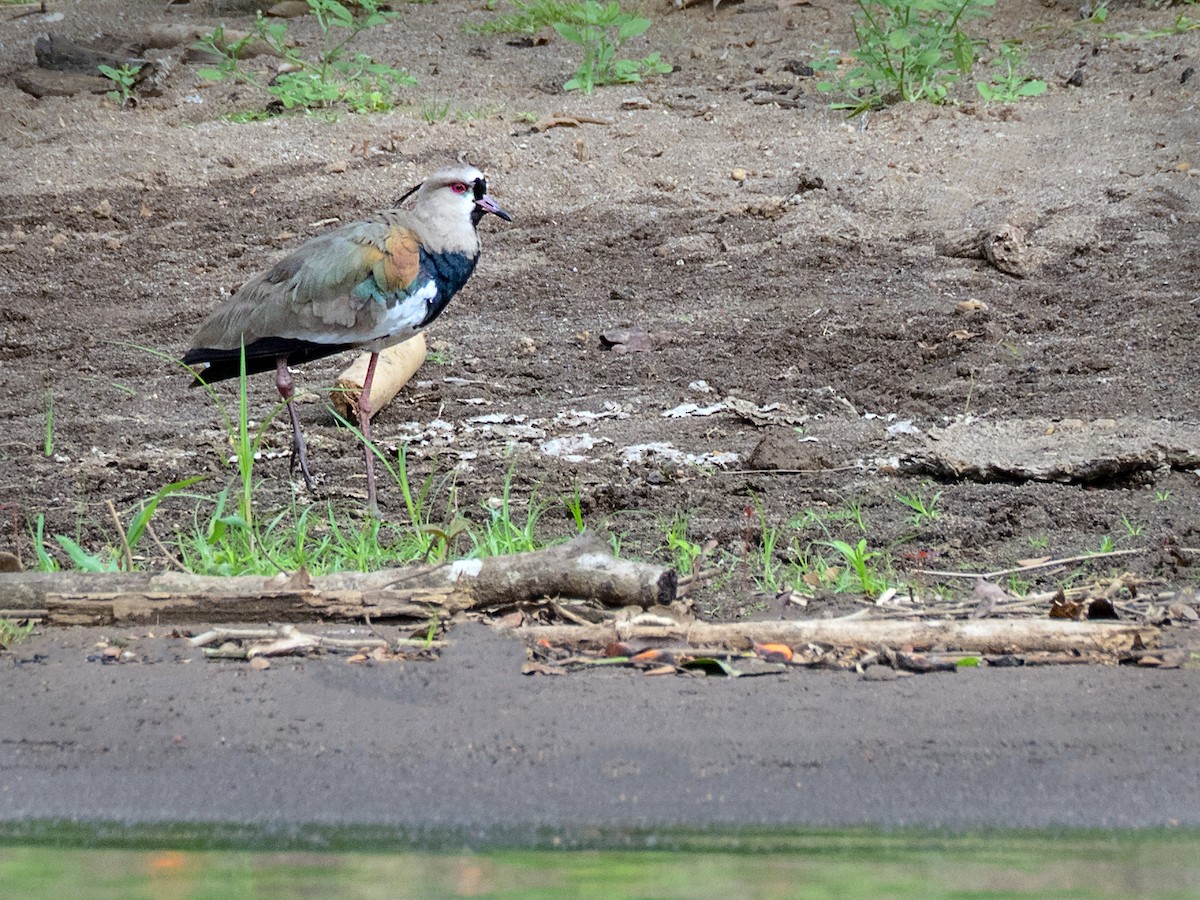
[183,165,511,514]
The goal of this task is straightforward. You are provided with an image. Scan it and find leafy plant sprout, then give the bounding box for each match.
[194,0,415,118]
[99,63,143,108]
[468,0,669,92]
[894,486,943,526]
[823,538,890,597]
[553,1,671,93]
[42,389,53,458]
[976,42,1047,103]
[662,513,704,575]
[815,0,996,115]
[1120,516,1144,540]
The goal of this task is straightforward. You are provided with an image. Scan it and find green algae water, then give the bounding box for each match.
[2,824,1198,898]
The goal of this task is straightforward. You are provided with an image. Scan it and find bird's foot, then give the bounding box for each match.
[289,432,315,491]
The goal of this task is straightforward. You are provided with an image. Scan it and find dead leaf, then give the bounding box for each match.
[1167,602,1199,622]
[1049,593,1085,620]
[498,611,524,629]
[631,648,669,663]
[277,567,315,591]
[604,641,633,657]
[249,657,270,670]
[266,0,310,16]
[599,327,653,353]
[531,116,582,133]
[971,578,1010,617]
[754,642,794,663]
[947,329,979,341]
[1086,597,1120,620]
[1017,556,1051,568]
[955,299,988,313]
[521,661,565,676]
[507,28,553,47]
[643,664,677,676]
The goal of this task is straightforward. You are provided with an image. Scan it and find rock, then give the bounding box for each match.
[14,69,111,98]
[747,430,832,471]
[266,0,311,17]
[982,223,1031,278]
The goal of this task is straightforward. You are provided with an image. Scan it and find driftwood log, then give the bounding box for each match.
[520,618,1157,655]
[0,534,676,627]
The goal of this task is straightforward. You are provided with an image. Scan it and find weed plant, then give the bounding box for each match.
[553,1,671,93]
[894,486,942,526]
[468,0,670,93]
[98,63,143,109]
[0,617,34,649]
[816,0,995,115]
[465,0,580,34]
[976,42,1046,102]
[195,0,415,118]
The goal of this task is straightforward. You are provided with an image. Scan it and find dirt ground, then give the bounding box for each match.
[1,0,1198,603]
[4,622,1200,832]
[0,0,1199,834]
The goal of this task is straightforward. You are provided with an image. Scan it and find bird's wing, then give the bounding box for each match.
[281,221,425,327]
[190,219,433,350]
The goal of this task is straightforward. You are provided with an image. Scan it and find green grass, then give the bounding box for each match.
[0,617,34,649]
[660,513,704,576]
[894,485,942,526]
[29,354,567,576]
[41,390,53,458]
[464,0,582,34]
[5,824,1200,898]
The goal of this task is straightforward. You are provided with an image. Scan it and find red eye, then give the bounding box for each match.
[450,182,468,194]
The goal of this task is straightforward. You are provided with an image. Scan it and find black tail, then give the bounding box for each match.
[182,338,356,386]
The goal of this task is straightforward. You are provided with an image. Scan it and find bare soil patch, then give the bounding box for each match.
[1,0,1198,622]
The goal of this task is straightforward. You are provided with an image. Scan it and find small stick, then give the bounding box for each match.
[676,566,723,595]
[106,499,134,573]
[914,547,1145,580]
[714,465,862,476]
[145,522,186,573]
[362,612,391,646]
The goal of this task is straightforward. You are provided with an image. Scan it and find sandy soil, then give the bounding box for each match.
[1,0,1199,833]
[4,623,1200,832]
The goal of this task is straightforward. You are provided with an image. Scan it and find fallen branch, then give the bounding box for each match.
[0,533,676,627]
[188,624,443,659]
[914,547,1146,580]
[331,334,425,421]
[517,617,1156,655]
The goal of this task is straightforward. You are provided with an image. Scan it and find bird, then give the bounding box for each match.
[182,164,512,515]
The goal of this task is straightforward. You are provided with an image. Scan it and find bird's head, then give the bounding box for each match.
[410,166,512,233]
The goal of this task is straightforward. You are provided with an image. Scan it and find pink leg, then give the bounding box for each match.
[276,357,314,490]
[360,351,380,516]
